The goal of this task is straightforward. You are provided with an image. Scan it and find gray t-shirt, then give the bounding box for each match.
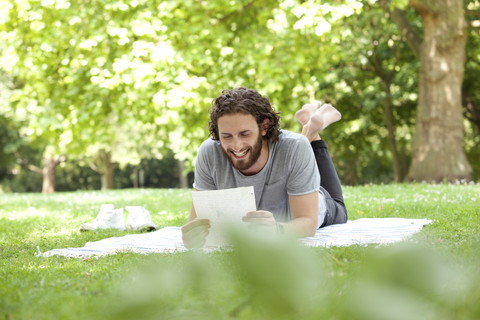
[193,130,320,222]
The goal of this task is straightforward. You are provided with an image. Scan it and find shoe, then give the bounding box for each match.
[125,206,156,232]
[80,204,126,232]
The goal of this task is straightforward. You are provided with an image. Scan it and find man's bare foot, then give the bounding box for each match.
[295,102,318,125]
[300,103,342,142]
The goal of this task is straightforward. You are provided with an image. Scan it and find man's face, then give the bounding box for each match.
[217,113,268,175]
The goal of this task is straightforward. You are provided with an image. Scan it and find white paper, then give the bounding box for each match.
[192,186,256,247]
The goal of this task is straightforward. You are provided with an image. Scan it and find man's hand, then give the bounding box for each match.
[181,218,211,248]
[242,210,277,233]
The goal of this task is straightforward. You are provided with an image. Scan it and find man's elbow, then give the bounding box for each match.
[305,217,318,237]
[305,228,317,237]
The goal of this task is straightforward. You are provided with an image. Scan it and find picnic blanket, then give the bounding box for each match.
[38,218,432,258]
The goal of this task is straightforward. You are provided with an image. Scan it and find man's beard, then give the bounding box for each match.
[222,133,264,172]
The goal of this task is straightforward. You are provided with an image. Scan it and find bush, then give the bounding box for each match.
[1,151,193,192]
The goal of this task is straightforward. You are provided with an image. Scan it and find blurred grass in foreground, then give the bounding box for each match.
[0,184,479,319]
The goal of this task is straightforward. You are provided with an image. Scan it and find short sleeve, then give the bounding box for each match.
[286,136,320,195]
[192,140,217,190]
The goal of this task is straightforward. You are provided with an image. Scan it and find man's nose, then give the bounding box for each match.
[232,136,241,151]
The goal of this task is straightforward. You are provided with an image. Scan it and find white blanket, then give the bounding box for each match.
[39,218,432,258]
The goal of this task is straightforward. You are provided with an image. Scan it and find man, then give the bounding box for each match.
[182,87,347,248]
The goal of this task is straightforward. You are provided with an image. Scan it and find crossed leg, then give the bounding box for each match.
[296,101,347,227]
[295,101,342,143]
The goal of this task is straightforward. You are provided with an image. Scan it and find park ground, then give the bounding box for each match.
[1,183,479,320]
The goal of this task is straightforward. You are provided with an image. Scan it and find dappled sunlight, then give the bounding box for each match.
[0,190,193,251]
[343,119,364,134]
[440,60,449,72]
[27,224,79,239]
[3,206,79,221]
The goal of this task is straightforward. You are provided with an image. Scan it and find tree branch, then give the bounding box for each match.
[217,0,255,24]
[378,0,422,58]
[407,0,434,14]
[466,9,480,16]
[89,162,99,173]
[54,155,67,164]
[27,164,43,175]
[467,8,480,29]
[14,152,43,174]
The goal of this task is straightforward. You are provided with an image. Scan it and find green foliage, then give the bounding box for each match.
[0,71,21,174]
[0,114,19,171]
[390,0,409,10]
[1,0,479,186]
[1,151,190,192]
[1,167,43,193]
[313,1,418,184]
[117,155,194,189]
[1,0,180,164]
[0,136,45,192]
[463,19,480,180]
[1,184,479,319]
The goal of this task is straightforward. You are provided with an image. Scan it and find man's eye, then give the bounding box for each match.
[241,133,250,137]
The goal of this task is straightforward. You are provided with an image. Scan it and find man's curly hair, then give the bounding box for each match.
[209,87,281,142]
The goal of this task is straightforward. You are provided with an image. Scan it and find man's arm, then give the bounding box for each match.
[181,192,211,248]
[282,191,318,237]
[187,200,197,221]
[243,191,319,237]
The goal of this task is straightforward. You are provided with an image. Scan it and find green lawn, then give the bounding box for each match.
[1,184,479,320]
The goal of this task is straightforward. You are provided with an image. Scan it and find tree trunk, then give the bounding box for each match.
[383,80,405,182]
[100,165,114,190]
[42,156,57,194]
[407,0,472,182]
[132,166,139,188]
[177,159,188,188]
[92,150,115,190]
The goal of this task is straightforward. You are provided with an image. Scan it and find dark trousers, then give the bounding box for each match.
[311,140,348,228]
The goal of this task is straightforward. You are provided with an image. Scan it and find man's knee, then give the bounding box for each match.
[334,205,348,224]
[320,201,347,228]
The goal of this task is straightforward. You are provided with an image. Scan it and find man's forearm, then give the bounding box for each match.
[281,217,317,237]
[188,202,197,222]
[286,192,319,237]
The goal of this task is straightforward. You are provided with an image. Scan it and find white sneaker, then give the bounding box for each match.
[80,204,126,232]
[125,206,156,232]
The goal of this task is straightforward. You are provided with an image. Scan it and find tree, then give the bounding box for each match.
[463,3,480,133]
[380,0,474,182]
[0,71,17,175]
[319,2,418,183]
[2,0,478,190]
[1,0,180,191]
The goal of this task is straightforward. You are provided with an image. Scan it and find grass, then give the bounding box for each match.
[0,184,479,320]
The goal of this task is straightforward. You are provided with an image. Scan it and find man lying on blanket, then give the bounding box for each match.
[181,87,348,248]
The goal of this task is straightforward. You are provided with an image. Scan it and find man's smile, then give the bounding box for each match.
[231,149,249,159]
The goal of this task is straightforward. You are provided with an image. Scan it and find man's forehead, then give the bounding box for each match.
[218,113,258,132]
[218,112,256,123]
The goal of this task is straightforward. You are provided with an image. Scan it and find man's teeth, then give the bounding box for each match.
[233,150,247,157]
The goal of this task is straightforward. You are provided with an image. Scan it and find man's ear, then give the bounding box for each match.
[261,118,270,136]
